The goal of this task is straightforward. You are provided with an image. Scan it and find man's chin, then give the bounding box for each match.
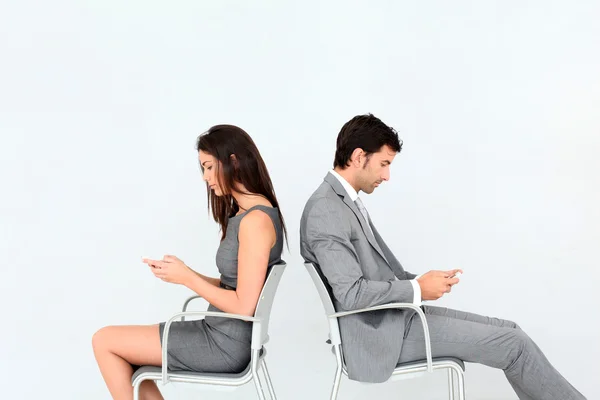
[363,187,375,194]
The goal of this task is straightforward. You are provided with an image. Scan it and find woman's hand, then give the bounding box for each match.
[142,255,195,286]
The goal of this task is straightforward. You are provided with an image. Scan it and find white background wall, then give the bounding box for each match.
[1,1,598,399]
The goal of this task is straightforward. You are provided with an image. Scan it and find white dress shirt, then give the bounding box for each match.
[328,170,422,305]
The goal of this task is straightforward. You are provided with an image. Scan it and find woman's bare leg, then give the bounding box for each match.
[92,325,164,400]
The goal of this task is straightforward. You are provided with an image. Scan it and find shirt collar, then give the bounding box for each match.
[329,169,359,201]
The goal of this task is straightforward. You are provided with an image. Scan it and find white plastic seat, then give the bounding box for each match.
[132,262,286,400]
[304,262,466,400]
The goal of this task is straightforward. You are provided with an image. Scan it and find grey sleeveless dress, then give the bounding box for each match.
[158,205,284,373]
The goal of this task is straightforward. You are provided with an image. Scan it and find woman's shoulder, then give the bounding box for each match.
[238,206,277,227]
[237,205,278,236]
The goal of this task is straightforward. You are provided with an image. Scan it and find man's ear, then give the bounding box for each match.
[350,148,364,167]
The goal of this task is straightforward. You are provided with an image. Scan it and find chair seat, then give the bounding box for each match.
[132,362,252,384]
[329,342,465,375]
[395,357,465,371]
[132,347,265,384]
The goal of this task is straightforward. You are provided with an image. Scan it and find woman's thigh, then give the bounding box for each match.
[93,324,162,366]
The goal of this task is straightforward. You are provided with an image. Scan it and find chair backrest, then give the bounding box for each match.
[251,262,287,349]
[304,262,343,346]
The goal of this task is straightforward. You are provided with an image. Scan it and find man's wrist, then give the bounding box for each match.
[409,279,422,305]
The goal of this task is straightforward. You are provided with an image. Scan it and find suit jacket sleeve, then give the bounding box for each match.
[304,197,415,310]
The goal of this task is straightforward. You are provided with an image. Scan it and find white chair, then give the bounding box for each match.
[304,262,466,400]
[132,262,287,400]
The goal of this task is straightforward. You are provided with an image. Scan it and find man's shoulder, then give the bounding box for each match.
[300,185,351,242]
[300,179,352,248]
[303,181,342,214]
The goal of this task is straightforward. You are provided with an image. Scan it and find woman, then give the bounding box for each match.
[92,125,287,400]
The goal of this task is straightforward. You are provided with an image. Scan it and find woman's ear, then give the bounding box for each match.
[230,154,239,168]
[229,154,241,182]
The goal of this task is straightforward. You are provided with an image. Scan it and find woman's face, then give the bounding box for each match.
[199,150,224,196]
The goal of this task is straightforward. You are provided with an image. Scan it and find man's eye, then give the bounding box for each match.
[207,166,212,170]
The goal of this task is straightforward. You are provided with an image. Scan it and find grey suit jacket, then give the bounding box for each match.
[300,173,419,383]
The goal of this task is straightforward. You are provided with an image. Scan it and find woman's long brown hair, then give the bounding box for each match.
[197,125,287,245]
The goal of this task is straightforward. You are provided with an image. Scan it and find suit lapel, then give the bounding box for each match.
[324,173,390,266]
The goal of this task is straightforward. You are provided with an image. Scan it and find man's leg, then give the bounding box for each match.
[419,305,521,328]
[399,308,586,400]
[418,305,585,398]
[415,306,531,398]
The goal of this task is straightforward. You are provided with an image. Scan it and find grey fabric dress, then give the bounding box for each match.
[158,205,284,373]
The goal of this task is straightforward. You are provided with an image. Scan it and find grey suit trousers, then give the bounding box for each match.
[300,173,586,396]
[400,306,586,400]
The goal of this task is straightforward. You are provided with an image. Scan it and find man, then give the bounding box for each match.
[299,114,586,399]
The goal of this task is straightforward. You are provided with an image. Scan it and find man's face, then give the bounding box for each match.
[357,145,396,194]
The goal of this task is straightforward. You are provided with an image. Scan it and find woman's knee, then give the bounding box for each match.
[92,326,115,352]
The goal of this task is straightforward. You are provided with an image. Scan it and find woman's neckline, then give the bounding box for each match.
[230,204,277,219]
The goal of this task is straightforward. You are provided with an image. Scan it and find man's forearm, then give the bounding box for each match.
[332,277,415,310]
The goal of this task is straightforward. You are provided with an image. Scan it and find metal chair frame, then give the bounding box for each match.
[131,262,287,400]
[304,262,466,400]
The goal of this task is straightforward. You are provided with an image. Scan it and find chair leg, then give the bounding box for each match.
[448,369,455,400]
[253,376,267,400]
[330,366,342,400]
[251,350,267,400]
[455,368,466,400]
[132,379,141,400]
[330,345,343,400]
[261,359,277,400]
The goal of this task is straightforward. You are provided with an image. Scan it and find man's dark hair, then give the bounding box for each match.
[333,113,403,169]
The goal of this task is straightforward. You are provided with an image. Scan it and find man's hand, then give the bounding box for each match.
[416,269,462,301]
